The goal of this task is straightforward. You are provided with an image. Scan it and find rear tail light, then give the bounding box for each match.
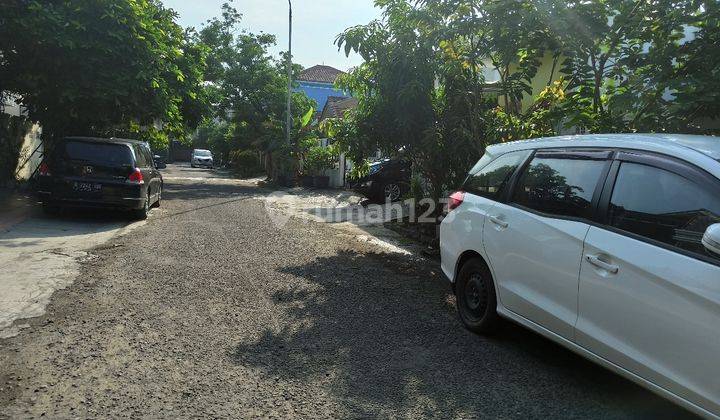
[447,191,465,212]
[39,162,51,177]
[128,168,144,184]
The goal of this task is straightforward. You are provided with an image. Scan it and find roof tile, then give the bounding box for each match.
[297,65,345,84]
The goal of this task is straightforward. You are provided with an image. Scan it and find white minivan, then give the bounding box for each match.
[440,134,720,418]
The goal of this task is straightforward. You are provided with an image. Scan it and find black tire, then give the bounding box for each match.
[455,257,500,334]
[191,164,196,168]
[153,187,162,208]
[133,193,150,220]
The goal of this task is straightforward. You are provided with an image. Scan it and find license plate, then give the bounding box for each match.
[73,182,102,193]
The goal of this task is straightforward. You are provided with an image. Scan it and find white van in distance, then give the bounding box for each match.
[191,149,214,169]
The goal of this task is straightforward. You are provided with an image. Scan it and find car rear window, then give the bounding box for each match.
[64,141,134,166]
[464,150,531,200]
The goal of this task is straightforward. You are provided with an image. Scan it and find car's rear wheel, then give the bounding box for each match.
[456,257,499,334]
[153,188,162,208]
[133,192,150,220]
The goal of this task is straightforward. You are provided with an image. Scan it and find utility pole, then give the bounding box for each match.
[286,0,292,153]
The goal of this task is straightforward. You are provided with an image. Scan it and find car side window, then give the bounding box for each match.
[464,150,530,200]
[133,145,148,168]
[608,162,720,261]
[143,146,155,169]
[511,156,607,219]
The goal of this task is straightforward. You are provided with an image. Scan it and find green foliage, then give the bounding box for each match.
[138,126,171,152]
[409,174,426,201]
[304,145,339,176]
[336,0,511,200]
[0,0,209,147]
[194,119,236,165]
[334,0,720,203]
[544,0,720,133]
[0,114,32,183]
[300,106,315,128]
[196,3,316,180]
[484,80,567,143]
[348,160,371,180]
[229,149,262,177]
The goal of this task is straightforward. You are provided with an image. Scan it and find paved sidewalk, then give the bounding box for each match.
[0,193,141,338]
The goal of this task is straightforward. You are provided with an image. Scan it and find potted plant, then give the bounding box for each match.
[299,172,314,188]
[305,145,337,188]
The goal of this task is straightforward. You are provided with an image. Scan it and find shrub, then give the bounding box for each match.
[305,145,338,176]
[230,149,262,177]
[0,114,32,183]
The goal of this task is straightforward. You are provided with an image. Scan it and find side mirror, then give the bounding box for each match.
[702,223,720,256]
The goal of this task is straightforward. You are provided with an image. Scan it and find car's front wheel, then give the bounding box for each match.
[455,257,499,334]
[382,182,402,202]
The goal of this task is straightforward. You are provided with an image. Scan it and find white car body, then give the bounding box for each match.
[191,149,214,168]
[440,134,720,418]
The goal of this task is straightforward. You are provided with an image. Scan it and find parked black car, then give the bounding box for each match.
[153,155,167,169]
[36,137,163,219]
[350,158,411,202]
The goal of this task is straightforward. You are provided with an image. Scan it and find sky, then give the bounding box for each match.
[163,0,382,71]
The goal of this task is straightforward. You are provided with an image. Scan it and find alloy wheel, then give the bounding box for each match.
[384,183,401,202]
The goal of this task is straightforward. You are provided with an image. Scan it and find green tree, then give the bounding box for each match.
[196,3,315,180]
[336,0,556,202]
[0,0,208,149]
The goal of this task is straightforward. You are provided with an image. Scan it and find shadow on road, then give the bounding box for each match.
[0,208,131,241]
[230,249,694,418]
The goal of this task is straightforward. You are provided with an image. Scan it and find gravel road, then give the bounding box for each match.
[0,165,694,418]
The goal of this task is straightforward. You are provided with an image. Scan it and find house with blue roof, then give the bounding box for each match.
[295,65,350,111]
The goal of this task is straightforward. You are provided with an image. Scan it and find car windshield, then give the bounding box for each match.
[64,141,133,166]
[195,150,212,157]
[368,160,388,174]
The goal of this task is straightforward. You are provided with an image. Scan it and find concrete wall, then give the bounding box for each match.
[2,95,24,117]
[14,124,43,181]
[2,94,44,181]
[492,53,566,113]
[317,138,345,188]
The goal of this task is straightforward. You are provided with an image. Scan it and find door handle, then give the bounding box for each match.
[586,255,619,274]
[489,215,509,229]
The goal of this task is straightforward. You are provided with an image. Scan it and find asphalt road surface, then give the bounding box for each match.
[0,164,695,418]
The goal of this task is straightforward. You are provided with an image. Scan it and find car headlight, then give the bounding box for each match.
[361,181,373,188]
